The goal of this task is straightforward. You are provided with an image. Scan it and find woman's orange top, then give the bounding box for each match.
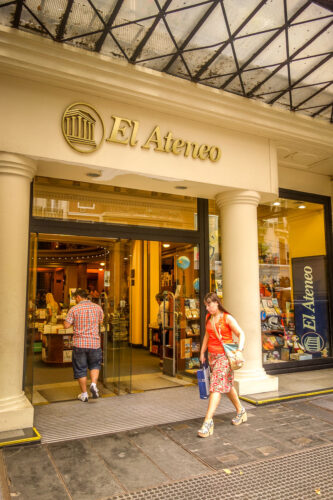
[207,313,233,354]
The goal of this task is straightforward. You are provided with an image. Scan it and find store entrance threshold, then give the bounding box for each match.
[33,374,193,405]
[240,368,333,405]
[33,385,253,444]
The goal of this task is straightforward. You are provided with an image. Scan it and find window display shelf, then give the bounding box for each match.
[259,263,290,267]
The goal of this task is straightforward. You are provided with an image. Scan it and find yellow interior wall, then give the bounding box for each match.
[288,210,326,259]
[143,241,148,347]
[149,241,160,328]
[288,210,326,308]
[130,240,143,345]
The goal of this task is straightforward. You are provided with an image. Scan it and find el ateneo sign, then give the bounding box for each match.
[292,255,329,357]
[62,102,221,162]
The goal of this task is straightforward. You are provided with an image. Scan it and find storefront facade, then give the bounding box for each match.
[0,27,332,433]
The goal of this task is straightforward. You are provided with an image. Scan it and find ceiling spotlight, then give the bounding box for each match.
[273,201,281,206]
[100,262,105,266]
[124,257,128,260]
[298,204,306,209]
[99,268,104,271]
[163,243,171,248]
[86,171,102,178]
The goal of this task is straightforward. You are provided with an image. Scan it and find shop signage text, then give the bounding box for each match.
[292,256,329,356]
[62,103,221,162]
[302,265,316,331]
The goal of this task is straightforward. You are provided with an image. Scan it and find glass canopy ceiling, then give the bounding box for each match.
[1,0,332,123]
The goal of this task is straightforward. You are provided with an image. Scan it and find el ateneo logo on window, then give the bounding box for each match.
[62,102,221,162]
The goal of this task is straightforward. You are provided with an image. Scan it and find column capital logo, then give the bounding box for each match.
[62,102,104,153]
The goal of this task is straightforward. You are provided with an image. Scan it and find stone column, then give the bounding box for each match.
[0,152,36,431]
[216,190,278,395]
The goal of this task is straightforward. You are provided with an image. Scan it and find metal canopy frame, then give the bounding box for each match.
[1,0,332,123]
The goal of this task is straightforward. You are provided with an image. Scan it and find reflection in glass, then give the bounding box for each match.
[33,177,197,230]
[258,198,330,364]
[208,200,222,297]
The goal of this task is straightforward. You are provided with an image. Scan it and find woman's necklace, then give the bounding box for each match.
[212,313,222,337]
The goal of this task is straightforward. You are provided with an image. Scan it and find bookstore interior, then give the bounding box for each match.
[26,234,201,403]
[26,178,331,404]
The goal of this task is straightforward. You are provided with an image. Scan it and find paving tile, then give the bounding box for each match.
[198,448,255,469]
[126,427,209,480]
[283,401,333,424]
[317,430,333,442]
[260,424,310,442]
[48,439,124,500]
[282,434,329,451]
[3,444,69,500]
[86,432,168,490]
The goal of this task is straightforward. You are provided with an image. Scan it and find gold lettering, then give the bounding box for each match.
[164,132,174,153]
[141,126,165,152]
[130,120,139,147]
[192,143,200,159]
[107,116,134,145]
[209,146,221,162]
[171,139,185,155]
[198,144,210,160]
[184,141,199,158]
[184,141,192,157]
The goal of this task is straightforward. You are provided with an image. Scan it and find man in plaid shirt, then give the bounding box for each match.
[64,289,104,402]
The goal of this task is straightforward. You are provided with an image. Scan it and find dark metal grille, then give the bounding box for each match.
[0,0,332,123]
[111,443,333,499]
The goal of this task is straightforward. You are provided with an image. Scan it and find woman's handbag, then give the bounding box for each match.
[212,317,245,371]
[222,343,244,371]
[197,362,210,399]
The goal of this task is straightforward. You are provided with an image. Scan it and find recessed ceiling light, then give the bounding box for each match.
[273,201,281,206]
[86,171,102,178]
[175,186,187,190]
[298,204,306,209]
[100,262,105,266]
[99,268,103,271]
[124,257,128,260]
[163,243,171,248]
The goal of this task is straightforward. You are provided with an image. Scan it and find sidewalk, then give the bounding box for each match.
[1,390,333,499]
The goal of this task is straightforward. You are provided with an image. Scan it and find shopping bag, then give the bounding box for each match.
[196,363,210,399]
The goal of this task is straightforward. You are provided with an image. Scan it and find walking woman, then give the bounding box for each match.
[198,292,246,438]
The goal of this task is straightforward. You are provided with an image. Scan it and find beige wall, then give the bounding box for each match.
[278,166,332,197]
[0,72,277,199]
[1,28,332,202]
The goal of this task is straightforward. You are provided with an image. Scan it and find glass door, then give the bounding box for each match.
[159,243,200,378]
[103,239,131,394]
[24,232,38,402]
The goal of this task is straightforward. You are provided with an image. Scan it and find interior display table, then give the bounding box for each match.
[42,332,73,364]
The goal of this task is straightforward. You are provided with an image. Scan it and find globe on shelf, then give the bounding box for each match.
[176,256,190,270]
[193,278,200,292]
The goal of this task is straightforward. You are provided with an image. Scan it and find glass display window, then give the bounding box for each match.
[33,176,197,230]
[258,197,331,365]
[208,200,222,297]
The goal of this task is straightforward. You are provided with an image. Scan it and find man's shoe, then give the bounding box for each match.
[90,383,99,399]
[78,393,88,402]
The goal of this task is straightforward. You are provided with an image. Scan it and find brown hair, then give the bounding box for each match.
[204,292,230,323]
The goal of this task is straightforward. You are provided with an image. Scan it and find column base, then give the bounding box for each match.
[234,373,279,396]
[0,397,34,433]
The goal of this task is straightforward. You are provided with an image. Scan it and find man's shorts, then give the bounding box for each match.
[72,347,102,379]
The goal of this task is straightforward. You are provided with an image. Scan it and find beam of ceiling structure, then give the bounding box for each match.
[0,0,331,123]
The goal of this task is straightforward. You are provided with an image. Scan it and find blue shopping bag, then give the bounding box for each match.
[196,363,210,399]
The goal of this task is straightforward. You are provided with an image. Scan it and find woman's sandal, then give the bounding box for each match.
[197,419,214,438]
[232,407,247,426]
